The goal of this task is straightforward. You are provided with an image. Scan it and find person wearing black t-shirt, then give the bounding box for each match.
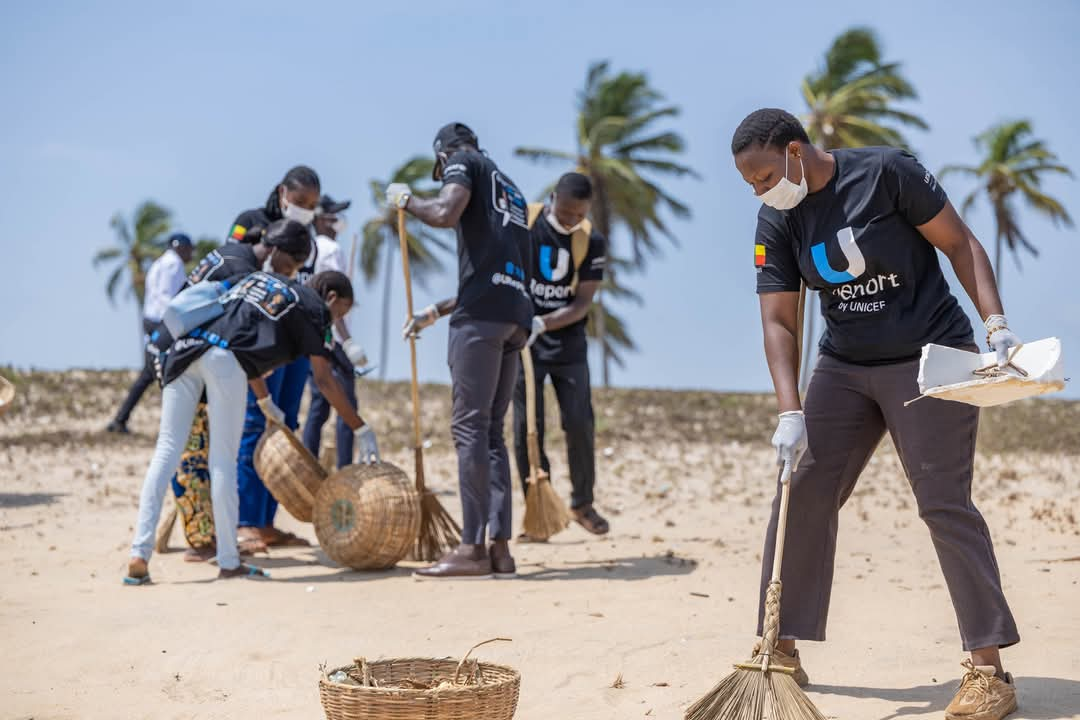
[125,249,380,584]
[511,172,609,538]
[227,166,327,552]
[389,122,532,579]
[160,225,313,561]
[731,109,1020,719]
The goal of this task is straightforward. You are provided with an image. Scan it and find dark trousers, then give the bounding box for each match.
[511,357,596,509]
[448,318,527,545]
[758,353,1019,651]
[236,356,310,528]
[302,344,357,469]
[112,318,160,425]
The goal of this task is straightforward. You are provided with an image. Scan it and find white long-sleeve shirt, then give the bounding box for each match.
[313,234,345,274]
[142,248,187,322]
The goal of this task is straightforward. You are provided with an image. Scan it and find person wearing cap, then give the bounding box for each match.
[302,194,370,469]
[106,233,194,433]
[389,122,533,579]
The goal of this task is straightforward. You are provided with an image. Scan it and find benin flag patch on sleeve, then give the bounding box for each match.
[754,244,766,267]
[230,224,247,241]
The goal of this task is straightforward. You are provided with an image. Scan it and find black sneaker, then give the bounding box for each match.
[106,420,130,434]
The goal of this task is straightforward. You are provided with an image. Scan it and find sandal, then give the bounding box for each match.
[218,563,270,580]
[263,528,311,548]
[184,546,217,563]
[573,506,610,536]
[123,557,151,585]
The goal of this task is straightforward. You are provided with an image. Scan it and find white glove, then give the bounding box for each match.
[984,314,1022,367]
[385,183,411,209]
[257,396,285,426]
[402,304,439,340]
[355,425,380,465]
[771,410,808,471]
[342,338,368,367]
[526,315,546,348]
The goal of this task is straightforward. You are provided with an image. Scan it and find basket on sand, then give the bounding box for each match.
[313,462,420,570]
[0,375,15,417]
[254,426,327,522]
[320,639,519,720]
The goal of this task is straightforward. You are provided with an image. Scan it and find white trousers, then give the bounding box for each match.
[130,347,247,570]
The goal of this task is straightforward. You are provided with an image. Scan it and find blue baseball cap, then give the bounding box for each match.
[169,233,193,248]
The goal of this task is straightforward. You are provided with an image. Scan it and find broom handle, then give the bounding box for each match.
[397,208,426,493]
[521,346,541,483]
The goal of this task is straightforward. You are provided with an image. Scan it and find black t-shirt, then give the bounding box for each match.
[754,147,973,365]
[527,213,606,364]
[441,149,533,331]
[228,208,318,283]
[160,271,333,385]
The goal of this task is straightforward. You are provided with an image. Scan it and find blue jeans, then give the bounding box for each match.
[237,356,310,528]
[302,344,357,469]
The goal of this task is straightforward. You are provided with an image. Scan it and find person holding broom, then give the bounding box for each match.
[388,122,533,579]
[512,172,609,538]
[730,108,1020,720]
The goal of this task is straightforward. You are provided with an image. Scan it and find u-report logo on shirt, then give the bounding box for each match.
[811,226,866,283]
[539,245,570,282]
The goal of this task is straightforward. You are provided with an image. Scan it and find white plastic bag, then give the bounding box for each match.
[162,280,230,339]
[915,337,1066,407]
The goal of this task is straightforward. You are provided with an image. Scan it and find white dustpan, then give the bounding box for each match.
[915,337,1066,407]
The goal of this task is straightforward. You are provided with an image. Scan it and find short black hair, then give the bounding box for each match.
[261,219,311,262]
[731,108,810,155]
[308,270,353,302]
[554,172,593,200]
[264,165,321,219]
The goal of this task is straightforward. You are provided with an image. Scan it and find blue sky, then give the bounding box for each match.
[2,1,1077,397]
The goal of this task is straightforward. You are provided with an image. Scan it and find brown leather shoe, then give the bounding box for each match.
[573,505,610,535]
[945,660,1017,720]
[489,540,517,579]
[413,544,494,580]
[751,641,810,687]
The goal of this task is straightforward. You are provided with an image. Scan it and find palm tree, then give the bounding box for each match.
[940,120,1073,290]
[93,200,172,354]
[798,27,929,389]
[358,156,452,378]
[515,60,697,385]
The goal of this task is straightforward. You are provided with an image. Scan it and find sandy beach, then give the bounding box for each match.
[1,370,1078,720]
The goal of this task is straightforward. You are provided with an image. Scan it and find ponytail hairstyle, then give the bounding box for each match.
[262,219,312,262]
[308,270,354,303]
[263,165,321,219]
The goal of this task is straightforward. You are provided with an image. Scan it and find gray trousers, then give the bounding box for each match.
[448,318,527,545]
[758,353,1019,651]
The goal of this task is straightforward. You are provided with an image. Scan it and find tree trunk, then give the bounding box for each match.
[994,232,1003,295]
[378,231,394,380]
[590,172,613,388]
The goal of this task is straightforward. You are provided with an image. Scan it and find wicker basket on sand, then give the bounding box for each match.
[0,376,15,417]
[320,639,520,720]
[254,426,327,522]
[313,462,420,570]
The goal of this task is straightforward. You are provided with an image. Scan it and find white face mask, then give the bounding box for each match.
[756,153,808,210]
[332,217,347,235]
[545,199,583,235]
[281,193,315,226]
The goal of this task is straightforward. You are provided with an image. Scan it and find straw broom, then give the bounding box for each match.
[685,283,827,720]
[397,207,461,561]
[520,346,571,540]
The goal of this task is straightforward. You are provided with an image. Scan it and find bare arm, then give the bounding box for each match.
[430,296,458,318]
[310,355,367,430]
[538,281,599,331]
[249,377,270,400]
[917,200,1004,320]
[759,291,802,413]
[404,183,471,229]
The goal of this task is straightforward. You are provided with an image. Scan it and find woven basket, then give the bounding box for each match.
[314,463,420,570]
[254,426,327,522]
[0,376,14,417]
[320,655,520,720]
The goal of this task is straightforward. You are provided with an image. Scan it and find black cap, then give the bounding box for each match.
[432,122,479,179]
[168,233,192,248]
[317,194,351,215]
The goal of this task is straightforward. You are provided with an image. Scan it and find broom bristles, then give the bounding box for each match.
[410,490,461,562]
[522,474,571,541]
[685,654,828,720]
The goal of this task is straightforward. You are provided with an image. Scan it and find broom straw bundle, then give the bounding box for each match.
[520,346,571,541]
[685,283,826,720]
[398,208,461,561]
